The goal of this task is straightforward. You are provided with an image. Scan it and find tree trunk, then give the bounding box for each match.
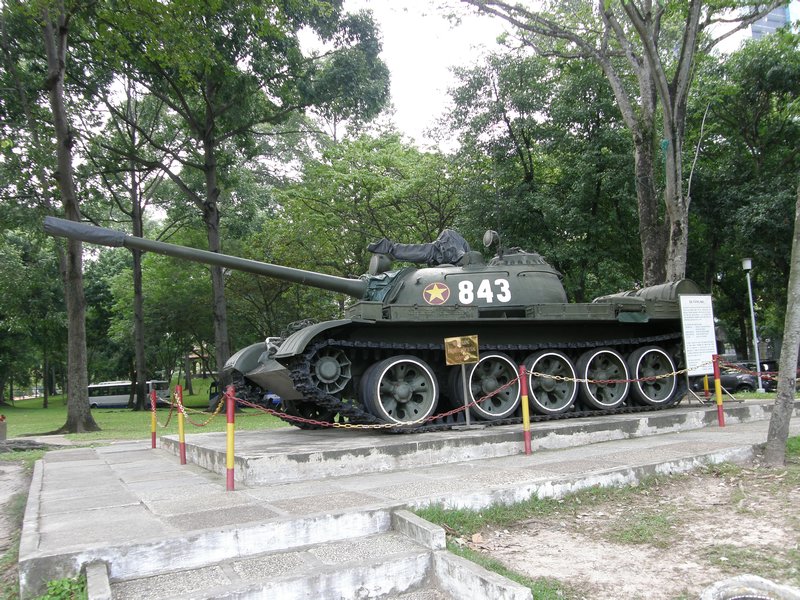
[764,182,800,466]
[632,130,667,284]
[663,130,689,283]
[42,354,49,409]
[202,135,231,384]
[41,5,99,433]
[131,166,148,411]
[183,352,194,395]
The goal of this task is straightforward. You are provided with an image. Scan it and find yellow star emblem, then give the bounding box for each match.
[423,282,450,305]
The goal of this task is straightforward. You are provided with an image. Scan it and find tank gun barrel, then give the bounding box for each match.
[43,217,369,299]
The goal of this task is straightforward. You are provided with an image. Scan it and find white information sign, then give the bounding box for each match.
[680,295,716,376]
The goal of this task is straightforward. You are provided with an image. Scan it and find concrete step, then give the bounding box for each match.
[93,511,531,600]
[108,532,438,600]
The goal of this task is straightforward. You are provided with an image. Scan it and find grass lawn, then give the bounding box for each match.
[1,378,288,444]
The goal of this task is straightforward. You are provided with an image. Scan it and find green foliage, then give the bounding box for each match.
[444,51,639,300]
[35,575,86,600]
[3,389,288,442]
[702,544,797,584]
[415,477,668,538]
[274,132,462,276]
[607,510,677,548]
[687,30,800,357]
[0,229,66,400]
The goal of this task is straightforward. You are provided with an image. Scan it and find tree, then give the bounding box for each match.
[765,182,800,466]
[460,0,784,285]
[444,51,640,300]
[687,30,799,358]
[97,1,390,382]
[3,0,103,431]
[85,87,172,409]
[276,133,462,279]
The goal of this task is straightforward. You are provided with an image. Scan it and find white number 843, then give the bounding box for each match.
[458,279,512,304]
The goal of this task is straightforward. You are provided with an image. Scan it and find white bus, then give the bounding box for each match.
[87,380,170,408]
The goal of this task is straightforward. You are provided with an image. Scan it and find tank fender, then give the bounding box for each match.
[223,341,268,376]
[274,319,356,359]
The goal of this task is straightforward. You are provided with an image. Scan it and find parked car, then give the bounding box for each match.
[690,364,776,394]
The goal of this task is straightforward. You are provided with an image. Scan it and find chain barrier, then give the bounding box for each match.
[152,399,176,429]
[527,360,715,386]
[232,359,723,430]
[152,390,227,429]
[149,359,726,433]
[235,376,522,430]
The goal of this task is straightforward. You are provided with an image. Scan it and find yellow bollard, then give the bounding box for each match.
[713,355,725,427]
[519,365,532,455]
[177,385,186,465]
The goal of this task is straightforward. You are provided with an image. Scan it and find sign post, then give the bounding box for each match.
[444,335,479,427]
[680,295,717,377]
[680,295,717,403]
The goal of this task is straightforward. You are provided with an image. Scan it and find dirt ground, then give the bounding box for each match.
[0,461,29,597]
[466,455,800,599]
[0,463,27,546]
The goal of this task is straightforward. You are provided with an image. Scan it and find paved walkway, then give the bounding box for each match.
[16,400,800,599]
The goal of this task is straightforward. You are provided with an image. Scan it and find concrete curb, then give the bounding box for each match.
[84,561,111,600]
[434,551,532,600]
[392,510,446,551]
[700,574,800,600]
[403,445,756,512]
[392,509,532,599]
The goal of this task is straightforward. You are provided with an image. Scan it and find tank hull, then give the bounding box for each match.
[226,304,688,429]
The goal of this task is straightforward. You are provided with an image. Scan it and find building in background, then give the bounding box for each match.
[751,5,793,39]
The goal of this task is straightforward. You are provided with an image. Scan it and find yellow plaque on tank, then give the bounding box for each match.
[444,335,479,365]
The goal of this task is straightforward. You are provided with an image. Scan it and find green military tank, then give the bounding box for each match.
[45,217,699,430]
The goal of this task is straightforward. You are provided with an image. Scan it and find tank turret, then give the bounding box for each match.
[45,216,698,430]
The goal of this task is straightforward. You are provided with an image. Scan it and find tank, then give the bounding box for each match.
[44,217,700,430]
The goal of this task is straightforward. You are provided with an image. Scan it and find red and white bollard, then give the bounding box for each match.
[150,389,157,449]
[176,385,186,465]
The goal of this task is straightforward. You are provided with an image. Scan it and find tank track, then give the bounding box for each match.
[265,332,685,433]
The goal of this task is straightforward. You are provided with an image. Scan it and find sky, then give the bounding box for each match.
[343,1,800,147]
[343,0,507,147]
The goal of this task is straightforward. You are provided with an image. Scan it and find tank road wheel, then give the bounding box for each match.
[576,348,630,410]
[280,400,337,430]
[360,355,438,425]
[524,350,578,415]
[627,346,678,406]
[458,352,521,421]
[310,347,352,395]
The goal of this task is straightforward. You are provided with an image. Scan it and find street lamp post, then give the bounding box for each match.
[741,258,765,393]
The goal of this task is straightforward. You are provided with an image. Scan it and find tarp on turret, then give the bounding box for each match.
[367,229,470,267]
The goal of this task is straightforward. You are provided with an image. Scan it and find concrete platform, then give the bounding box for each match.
[18,399,799,599]
[160,400,781,485]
